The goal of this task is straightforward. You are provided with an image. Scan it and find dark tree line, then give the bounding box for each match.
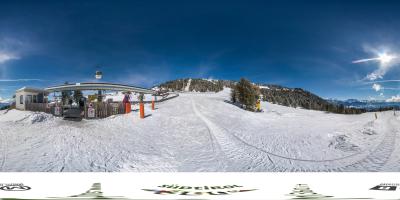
[259,86,366,114]
[189,79,224,92]
[159,78,235,92]
[159,79,189,92]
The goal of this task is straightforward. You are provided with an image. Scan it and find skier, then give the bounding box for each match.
[256,99,262,112]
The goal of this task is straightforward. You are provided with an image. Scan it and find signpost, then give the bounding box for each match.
[88,103,95,118]
[54,106,61,116]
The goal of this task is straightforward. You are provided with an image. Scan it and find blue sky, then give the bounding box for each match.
[1,0,400,101]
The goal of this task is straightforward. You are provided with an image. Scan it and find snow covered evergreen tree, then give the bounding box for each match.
[233,78,260,111]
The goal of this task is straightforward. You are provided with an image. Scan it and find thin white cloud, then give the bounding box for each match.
[0,79,43,82]
[386,95,400,102]
[366,72,383,81]
[0,37,26,64]
[372,83,383,92]
[364,79,400,84]
[382,87,400,90]
[0,52,19,64]
[352,58,378,64]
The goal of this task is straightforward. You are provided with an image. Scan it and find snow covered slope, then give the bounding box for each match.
[0,88,399,172]
[184,78,191,92]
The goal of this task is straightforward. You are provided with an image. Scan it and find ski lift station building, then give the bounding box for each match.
[15,82,156,111]
[15,87,48,110]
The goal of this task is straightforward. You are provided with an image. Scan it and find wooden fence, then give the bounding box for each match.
[83,102,125,119]
[25,102,126,119]
[25,102,54,114]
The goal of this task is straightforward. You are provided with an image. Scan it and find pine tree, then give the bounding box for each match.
[233,78,259,111]
[231,86,238,103]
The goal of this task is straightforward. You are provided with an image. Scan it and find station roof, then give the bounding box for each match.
[44,82,156,94]
[16,87,48,94]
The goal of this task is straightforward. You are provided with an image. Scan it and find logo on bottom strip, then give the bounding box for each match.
[142,184,257,196]
[0,183,31,191]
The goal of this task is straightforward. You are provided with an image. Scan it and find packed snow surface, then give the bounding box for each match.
[0,88,399,172]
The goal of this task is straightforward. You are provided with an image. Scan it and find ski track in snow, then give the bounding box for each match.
[190,94,400,172]
[0,89,399,172]
[191,97,277,171]
[333,117,397,172]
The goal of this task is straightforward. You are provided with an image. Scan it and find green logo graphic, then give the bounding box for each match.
[287,184,373,200]
[0,183,191,200]
[142,184,257,196]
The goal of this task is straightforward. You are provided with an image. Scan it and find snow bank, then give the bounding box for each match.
[27,112,55,124]
[0,109,54,124]
[0,109,31,122]
[0,89,399,172]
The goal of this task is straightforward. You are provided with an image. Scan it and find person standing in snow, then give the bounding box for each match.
[122,93,129,104]
[256,99,261,112]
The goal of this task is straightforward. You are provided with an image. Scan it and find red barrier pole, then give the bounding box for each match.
[151,100,155,110]
[140,103,145,119]
[125,102,131,113]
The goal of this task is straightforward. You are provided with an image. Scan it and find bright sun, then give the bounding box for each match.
[378,53,395,64]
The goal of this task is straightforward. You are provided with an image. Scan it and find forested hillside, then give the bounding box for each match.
[259,85,366,114]
[159,78,235,92]
[158,79,366,114]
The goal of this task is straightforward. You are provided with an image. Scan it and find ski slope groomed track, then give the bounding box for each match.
[0,89,399,172]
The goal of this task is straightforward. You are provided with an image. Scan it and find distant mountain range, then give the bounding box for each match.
[327,99,400,111]
[0,98,13,110]
[0,103,10,110]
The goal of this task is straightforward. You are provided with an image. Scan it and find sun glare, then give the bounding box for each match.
[378,53,395,64]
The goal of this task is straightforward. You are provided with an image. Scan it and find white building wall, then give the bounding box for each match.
[15,91,41,110]
[15,92,25,110]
